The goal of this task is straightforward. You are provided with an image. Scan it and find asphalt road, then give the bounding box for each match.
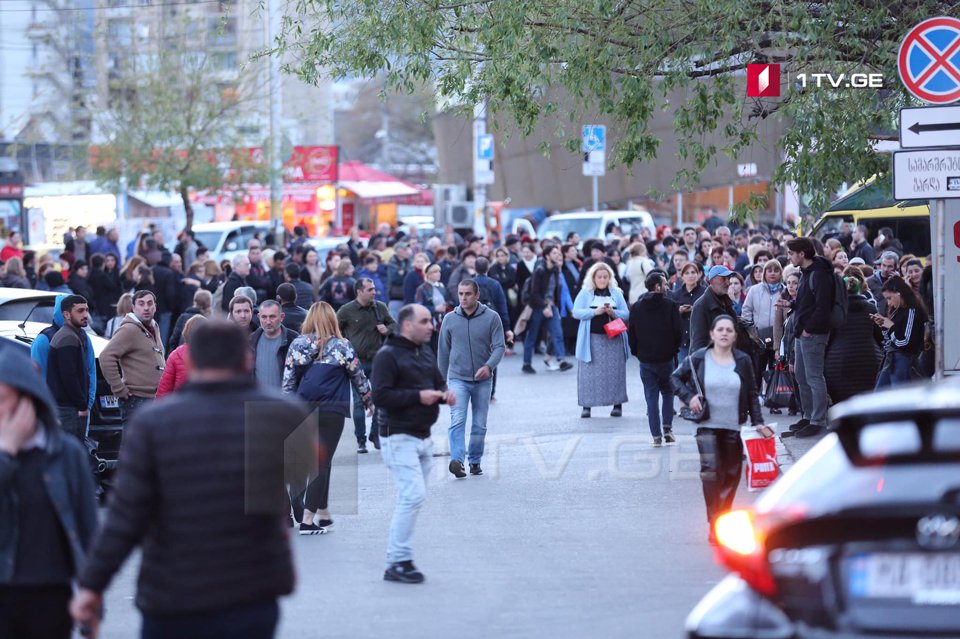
[98,351,798,639]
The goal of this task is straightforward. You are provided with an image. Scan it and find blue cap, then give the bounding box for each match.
[706,265,734,281]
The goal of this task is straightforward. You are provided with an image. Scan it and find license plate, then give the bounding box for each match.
[100,395,119,410]
[848,552,960,604]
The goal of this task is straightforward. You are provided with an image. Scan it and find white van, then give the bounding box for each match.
[191,221,273,263]
[537,210,655,245]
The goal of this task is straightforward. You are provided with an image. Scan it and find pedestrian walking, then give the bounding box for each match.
[0,347,98,639]
[785,237,834,439]
[670,262,706,362]
[873,276,928,389]
[283,302,373,534]
[628,272,682,445]
[228,294,257,334]
[671,315,764,544]
[318,259,357,311]
[572,262,629,419]
[99,290,166,423]
[372,304,456,583]
[46,295,93,441]
[277,282,308,333]
[338,279,395,452]
[156,315,207,399]
[220,254,250,313]
[252,300,299,390]
[689,265,738,352]
[521,244,574,374]
[168,289,212,349]
[70,321,311,639]
[438,280,505,477]
[387,242,412,317]
[104,293,133,339]
[741,259,783,390]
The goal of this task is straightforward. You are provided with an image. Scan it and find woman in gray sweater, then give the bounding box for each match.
[671,315,764,543]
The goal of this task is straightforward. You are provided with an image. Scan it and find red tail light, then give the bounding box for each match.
[714,510,778,598]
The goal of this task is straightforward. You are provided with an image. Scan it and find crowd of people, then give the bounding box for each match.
[0,216,936,638]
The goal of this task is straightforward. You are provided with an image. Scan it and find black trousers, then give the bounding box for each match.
[142,600,278,639]
[695,427,743,526]
[303,412,345,512]
[0,584,73,639]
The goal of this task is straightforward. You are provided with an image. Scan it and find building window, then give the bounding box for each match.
[208,16,237,48]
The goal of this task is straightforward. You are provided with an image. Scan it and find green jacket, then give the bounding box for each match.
[337,299,395,362]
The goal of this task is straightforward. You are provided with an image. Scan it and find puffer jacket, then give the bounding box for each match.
[670,346,764,426]
[824,295,882,403]
[282,334,372,416]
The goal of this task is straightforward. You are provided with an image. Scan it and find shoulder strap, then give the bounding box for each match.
[372,301,383,323]
[688,355,705,398]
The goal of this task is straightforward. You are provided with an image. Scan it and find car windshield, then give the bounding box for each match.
[0,300,55,325]
[538,217,600,241]
[193,232,223,252]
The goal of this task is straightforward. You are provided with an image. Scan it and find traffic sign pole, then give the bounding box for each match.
[592,176,598,212]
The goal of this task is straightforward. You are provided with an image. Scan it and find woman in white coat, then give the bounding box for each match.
[572,262,630,418]
[741,259,784,391]
[626,242,656,306]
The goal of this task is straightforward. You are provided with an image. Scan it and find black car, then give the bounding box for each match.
[0,319,124,496]
[687,378,960,639]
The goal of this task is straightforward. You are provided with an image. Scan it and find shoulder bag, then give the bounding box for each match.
[679,356,710,423]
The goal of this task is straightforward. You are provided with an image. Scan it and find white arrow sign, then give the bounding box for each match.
[900,105,960,149]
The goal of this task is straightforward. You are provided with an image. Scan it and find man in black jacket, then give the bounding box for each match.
[284,262,314,309]
[689,265,737,351]
[522,244,573,374]
[372,304,455,584]
[71,321,312,638]
[784,237,834,439]
[628,273,682,446]
[46,295,92,441]
[277,283,308,332]
[220,254,251,313]
[150,252,180,349]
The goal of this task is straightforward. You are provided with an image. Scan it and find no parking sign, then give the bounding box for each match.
[898,16,960,104]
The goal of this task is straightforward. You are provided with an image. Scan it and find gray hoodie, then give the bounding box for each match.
[437,303,505,382]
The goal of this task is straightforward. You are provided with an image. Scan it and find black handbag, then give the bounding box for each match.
[679,356,710,423]
[764,361,795,409]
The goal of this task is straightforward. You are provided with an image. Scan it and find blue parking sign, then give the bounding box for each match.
[582,125,606,152]
[477,134,494,161]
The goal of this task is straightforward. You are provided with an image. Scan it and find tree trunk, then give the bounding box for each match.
[180,184,194,233]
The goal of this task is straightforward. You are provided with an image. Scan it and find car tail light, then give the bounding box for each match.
[714,510,778,598]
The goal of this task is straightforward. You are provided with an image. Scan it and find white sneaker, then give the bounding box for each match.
[543,359,560,371]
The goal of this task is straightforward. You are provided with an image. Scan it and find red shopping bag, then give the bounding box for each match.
[604,318,627,338]
[740,426,780,491]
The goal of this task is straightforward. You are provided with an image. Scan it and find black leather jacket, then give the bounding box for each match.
[670,346,764,426]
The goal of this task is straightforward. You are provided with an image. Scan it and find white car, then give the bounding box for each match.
[537,210,655,245]
[191,221,274,263]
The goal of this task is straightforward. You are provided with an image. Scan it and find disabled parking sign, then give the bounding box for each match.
[898,16,960,104]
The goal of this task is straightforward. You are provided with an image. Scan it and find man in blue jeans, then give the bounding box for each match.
[372,305,455,584]
[438,280,506,478]
[522,244,573,374]
[627,272,683,447]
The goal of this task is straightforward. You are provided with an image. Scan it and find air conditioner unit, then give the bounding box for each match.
[445,202,472,228]
[433,184,467,205]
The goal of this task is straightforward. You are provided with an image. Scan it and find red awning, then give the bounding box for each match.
[338,161,431,205]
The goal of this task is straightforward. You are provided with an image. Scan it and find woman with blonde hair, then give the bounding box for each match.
[572,262,630,418]
[119,255,146,293]
[155,314,207,398]
[201,259,223,294]
[104,293,134,338]
[283,302,373,534]
[626,242,655,305]
[1,256,30,288]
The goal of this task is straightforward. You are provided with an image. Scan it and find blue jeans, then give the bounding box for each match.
[381,434,433,567]
[638,362,675,437]
[523,307,565,365]
[678,345,690,365]
[142,600,278,639]
[447,378,493,465]
[157,311,172,349]
[353,360,378,440]
[875,352,913,389]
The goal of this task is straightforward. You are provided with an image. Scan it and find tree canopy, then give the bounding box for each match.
[276,0,955,214]
[92,45,268,231]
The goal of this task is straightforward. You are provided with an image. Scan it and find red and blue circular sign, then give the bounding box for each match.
[898,16,960,104]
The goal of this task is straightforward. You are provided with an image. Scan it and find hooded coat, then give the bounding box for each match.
[824,294,883,403]
[0,346,99,583]
[29,294,96,411]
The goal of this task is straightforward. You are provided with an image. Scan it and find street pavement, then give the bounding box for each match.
[98,351,806,639]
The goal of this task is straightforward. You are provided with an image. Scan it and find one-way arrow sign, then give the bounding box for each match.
[901,105,960,148]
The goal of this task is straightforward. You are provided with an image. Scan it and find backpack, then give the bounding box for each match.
[477,279,494,307]
[829,272,848,329]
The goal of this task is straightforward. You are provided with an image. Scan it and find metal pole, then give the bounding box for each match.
[676,192,683,227]
[267,0,284,237]
[935,199,946,380]
[592,175,598,211]
[473,102,486,236]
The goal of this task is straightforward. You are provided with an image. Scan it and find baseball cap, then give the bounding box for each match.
[706,265,734,281]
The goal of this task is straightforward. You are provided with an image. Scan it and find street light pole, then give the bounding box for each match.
[267,0,284,238]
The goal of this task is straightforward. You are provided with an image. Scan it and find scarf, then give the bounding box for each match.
[765,282,784,296]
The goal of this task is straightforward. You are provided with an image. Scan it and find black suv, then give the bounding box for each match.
[687,378,960,639]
